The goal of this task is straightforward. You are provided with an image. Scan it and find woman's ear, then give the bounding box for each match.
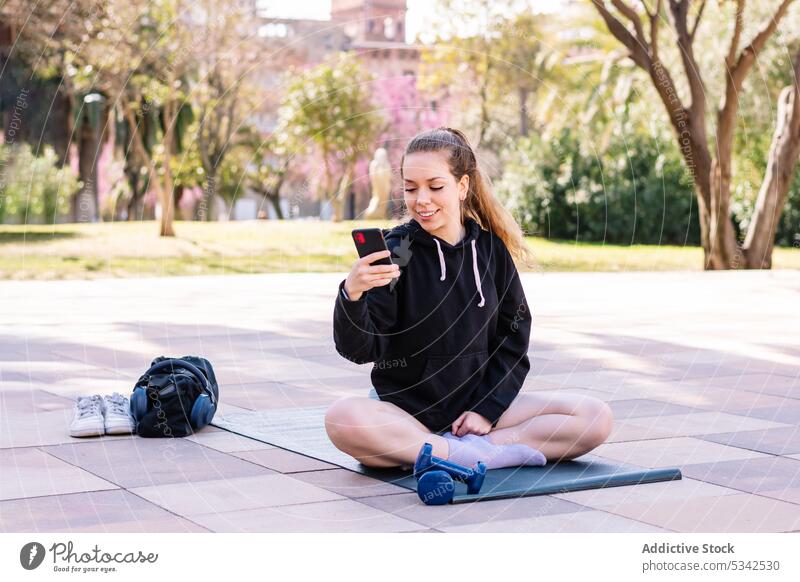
[458,174,469,200]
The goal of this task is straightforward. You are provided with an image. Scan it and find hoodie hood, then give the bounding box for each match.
[387,217,485,307]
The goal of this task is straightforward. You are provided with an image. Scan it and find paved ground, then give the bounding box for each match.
[1,270,799,532]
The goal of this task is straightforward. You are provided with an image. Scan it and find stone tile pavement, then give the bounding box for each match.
[0,271,798,532]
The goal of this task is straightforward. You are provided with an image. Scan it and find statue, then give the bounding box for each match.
[365,147,391,219]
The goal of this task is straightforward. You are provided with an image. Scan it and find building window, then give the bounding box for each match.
[384,17,396,39]
[258,22,288,38]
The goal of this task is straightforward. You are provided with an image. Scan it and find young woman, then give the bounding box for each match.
[327,127,613,470]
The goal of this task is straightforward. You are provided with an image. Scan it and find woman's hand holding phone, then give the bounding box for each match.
[344,250,400,301]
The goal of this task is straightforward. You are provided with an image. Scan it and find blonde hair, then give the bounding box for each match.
[398,126,535,269]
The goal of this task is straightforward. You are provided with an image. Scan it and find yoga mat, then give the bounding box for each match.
[212,406,682,504]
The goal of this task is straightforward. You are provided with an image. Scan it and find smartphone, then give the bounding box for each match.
[351,228,393,265]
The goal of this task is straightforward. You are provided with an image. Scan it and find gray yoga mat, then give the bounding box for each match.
[212,406,682,504]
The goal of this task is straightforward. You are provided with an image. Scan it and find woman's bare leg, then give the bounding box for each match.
[486,392,614,461]
[324,396,450,468]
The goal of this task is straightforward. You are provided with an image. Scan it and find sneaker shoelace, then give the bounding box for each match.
[104,392,129,416]
[76,395,103,418]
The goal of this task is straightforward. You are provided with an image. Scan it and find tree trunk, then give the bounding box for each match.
[266,194,284,219]
[159,163,176,236]
[477,78,490,147]
[196,172,217,221]
[707,160,742,269]
[121,99,170,232]
[53,83,74,167]
[319,147,334,220]
[519,87,529,137]
[158,101,177,237]
[125,165,146,220]
[331,195,344,222]
[74,111,99,222]
[127,194,144,221]
[331,166,353,222]
[660,104,739,270]
[159,186,175,235]
[664,108,719,269]
[743,51,800,268]
[157,137,175,236]
[706,62,749,269]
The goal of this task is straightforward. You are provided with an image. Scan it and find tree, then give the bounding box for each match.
[1,1,110,222]
[418,0,496,147]
[192,0,261,221]
[592,0,799,269]
[118,0,193,237]
[419,2,558,148]
[62,0,196,236]
[742,48,800,266]
[241,130,290,220]
[489,9,560,138]
[278,52,384,221]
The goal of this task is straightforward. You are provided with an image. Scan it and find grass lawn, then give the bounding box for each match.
[1,220,798,280]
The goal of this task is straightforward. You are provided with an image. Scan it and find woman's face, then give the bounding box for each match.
[402,150,469,233]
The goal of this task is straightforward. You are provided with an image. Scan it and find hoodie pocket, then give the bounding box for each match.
[420,350,489,412]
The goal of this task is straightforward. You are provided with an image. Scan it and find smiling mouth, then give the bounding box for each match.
[417,209,439,217]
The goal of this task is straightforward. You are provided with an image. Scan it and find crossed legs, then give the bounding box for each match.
[324,391,614,468]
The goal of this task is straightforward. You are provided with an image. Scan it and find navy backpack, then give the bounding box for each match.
[129,356,219,437]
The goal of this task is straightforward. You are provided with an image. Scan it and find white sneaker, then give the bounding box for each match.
[102,392,135,435]
[69,395,105,437]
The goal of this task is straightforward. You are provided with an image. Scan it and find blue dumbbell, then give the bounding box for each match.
[414,442,486,494]
[417,470,455,505]
[414,444,487,505]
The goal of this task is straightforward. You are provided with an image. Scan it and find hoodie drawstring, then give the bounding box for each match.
[434,239,446,281]
[433,234,484,308]
[471,239,485,307]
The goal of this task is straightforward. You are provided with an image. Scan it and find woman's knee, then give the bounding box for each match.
[576,397,614,447]
[324,396,396,448]
[323,397,406,468]
[324,396,369,442]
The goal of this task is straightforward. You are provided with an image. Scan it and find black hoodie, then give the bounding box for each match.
[332,216,532,433]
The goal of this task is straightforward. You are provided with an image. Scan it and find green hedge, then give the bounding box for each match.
[497,128,701,245]
[0,144,77,224]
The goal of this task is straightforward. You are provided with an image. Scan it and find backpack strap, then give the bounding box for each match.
[142,358,216,405]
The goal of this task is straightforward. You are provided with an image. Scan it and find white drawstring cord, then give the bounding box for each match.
[471,239,485,307]
[434,239,446,281]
